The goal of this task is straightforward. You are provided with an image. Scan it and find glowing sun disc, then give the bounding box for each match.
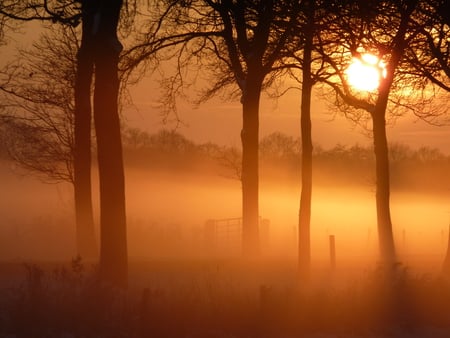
[346,54,386,91]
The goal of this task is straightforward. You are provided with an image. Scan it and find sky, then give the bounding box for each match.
[127,74,450,153]
[3,21,450,154]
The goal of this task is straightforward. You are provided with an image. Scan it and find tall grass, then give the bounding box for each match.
[2,259,450,337]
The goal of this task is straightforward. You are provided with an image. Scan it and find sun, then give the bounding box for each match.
[346,54,387,91]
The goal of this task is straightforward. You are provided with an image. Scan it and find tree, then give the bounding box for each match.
[73,4,98,264]
[280,0,338,278]
[316,0,429,264]
[83,0,127,287]
[0,25,98,260]
[1,0,128,287]
[407,0,450,275]
[297,0,315,280]
[405,1,450,94]
[123,0,302,256]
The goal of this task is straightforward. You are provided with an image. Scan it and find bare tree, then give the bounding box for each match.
[276,0,338,279]
[406,0,450,275]
[0,25,99,259]
[315,0,449,265]
[123,0,302,256]
[1,0,128,287]
[406,1,450,93]
[297,0,315,280]
[82,0,127,287]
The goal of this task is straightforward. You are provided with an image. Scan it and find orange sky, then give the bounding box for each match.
[128,75,450,154]
[3,22,450,154]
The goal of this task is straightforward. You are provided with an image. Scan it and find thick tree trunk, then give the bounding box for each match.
[91,0,128,288]
[368,1,417,266]
[241,77,261,257]
[73,44,97,260]
[372,94,396,265]
[298,0,314,281]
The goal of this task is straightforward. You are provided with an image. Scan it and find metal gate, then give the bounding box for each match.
[204,217,270,256]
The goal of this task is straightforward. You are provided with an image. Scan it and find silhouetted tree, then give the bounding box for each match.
[1,0,128,287]
[280,0,339,279]
[396,0,450,275]
[0,25,98,260]
[317,0,428,264]
[123,0,302,256]
[73,6,98,264]
[297,0,315,280]
[83,0,127,287]
[409,0,450,89]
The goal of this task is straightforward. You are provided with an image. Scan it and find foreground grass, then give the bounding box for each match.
[1,258,450,338]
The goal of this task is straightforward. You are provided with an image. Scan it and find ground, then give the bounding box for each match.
[1,258,450,337]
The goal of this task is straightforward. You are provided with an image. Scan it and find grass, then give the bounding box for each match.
[1,258,450,337]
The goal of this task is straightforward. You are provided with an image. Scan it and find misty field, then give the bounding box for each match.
[1,154,450,337]
[1,156,449,266]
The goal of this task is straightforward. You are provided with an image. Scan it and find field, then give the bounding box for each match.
[2,257,450,337]
[1,160,450,337]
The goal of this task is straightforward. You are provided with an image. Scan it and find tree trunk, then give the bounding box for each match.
[241,75,262,257]
[369,16,412,265]
[372,94,396,265]
[91,0,128,288]
[368,1,417,266]
[298,0,314,281]
[73,9,97,261]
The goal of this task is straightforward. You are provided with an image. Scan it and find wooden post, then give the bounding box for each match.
[329,235,336,271]
[402,228,406,248]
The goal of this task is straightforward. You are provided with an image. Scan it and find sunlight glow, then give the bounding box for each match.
[346,54,387,91]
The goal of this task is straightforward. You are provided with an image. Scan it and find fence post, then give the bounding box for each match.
[329,235,336,271]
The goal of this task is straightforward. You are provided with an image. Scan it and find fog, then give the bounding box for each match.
[1,155,449,279]
[2,154,450,337]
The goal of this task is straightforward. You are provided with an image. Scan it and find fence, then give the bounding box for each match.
[204,217,270,257]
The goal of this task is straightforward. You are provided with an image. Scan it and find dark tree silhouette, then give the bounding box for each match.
[123,0,302,256]
[0,26,98,259]
[407,0,450,275]
[280,0,339,279]
[316,0,427,265]
[297,0,315,280]
[0,0,128,287]
[73,7,98,262]
[406,1,450,92]
[84,0,127,287]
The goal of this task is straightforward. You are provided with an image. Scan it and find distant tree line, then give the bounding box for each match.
[4,123,448,192]
[119,127,450,192]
